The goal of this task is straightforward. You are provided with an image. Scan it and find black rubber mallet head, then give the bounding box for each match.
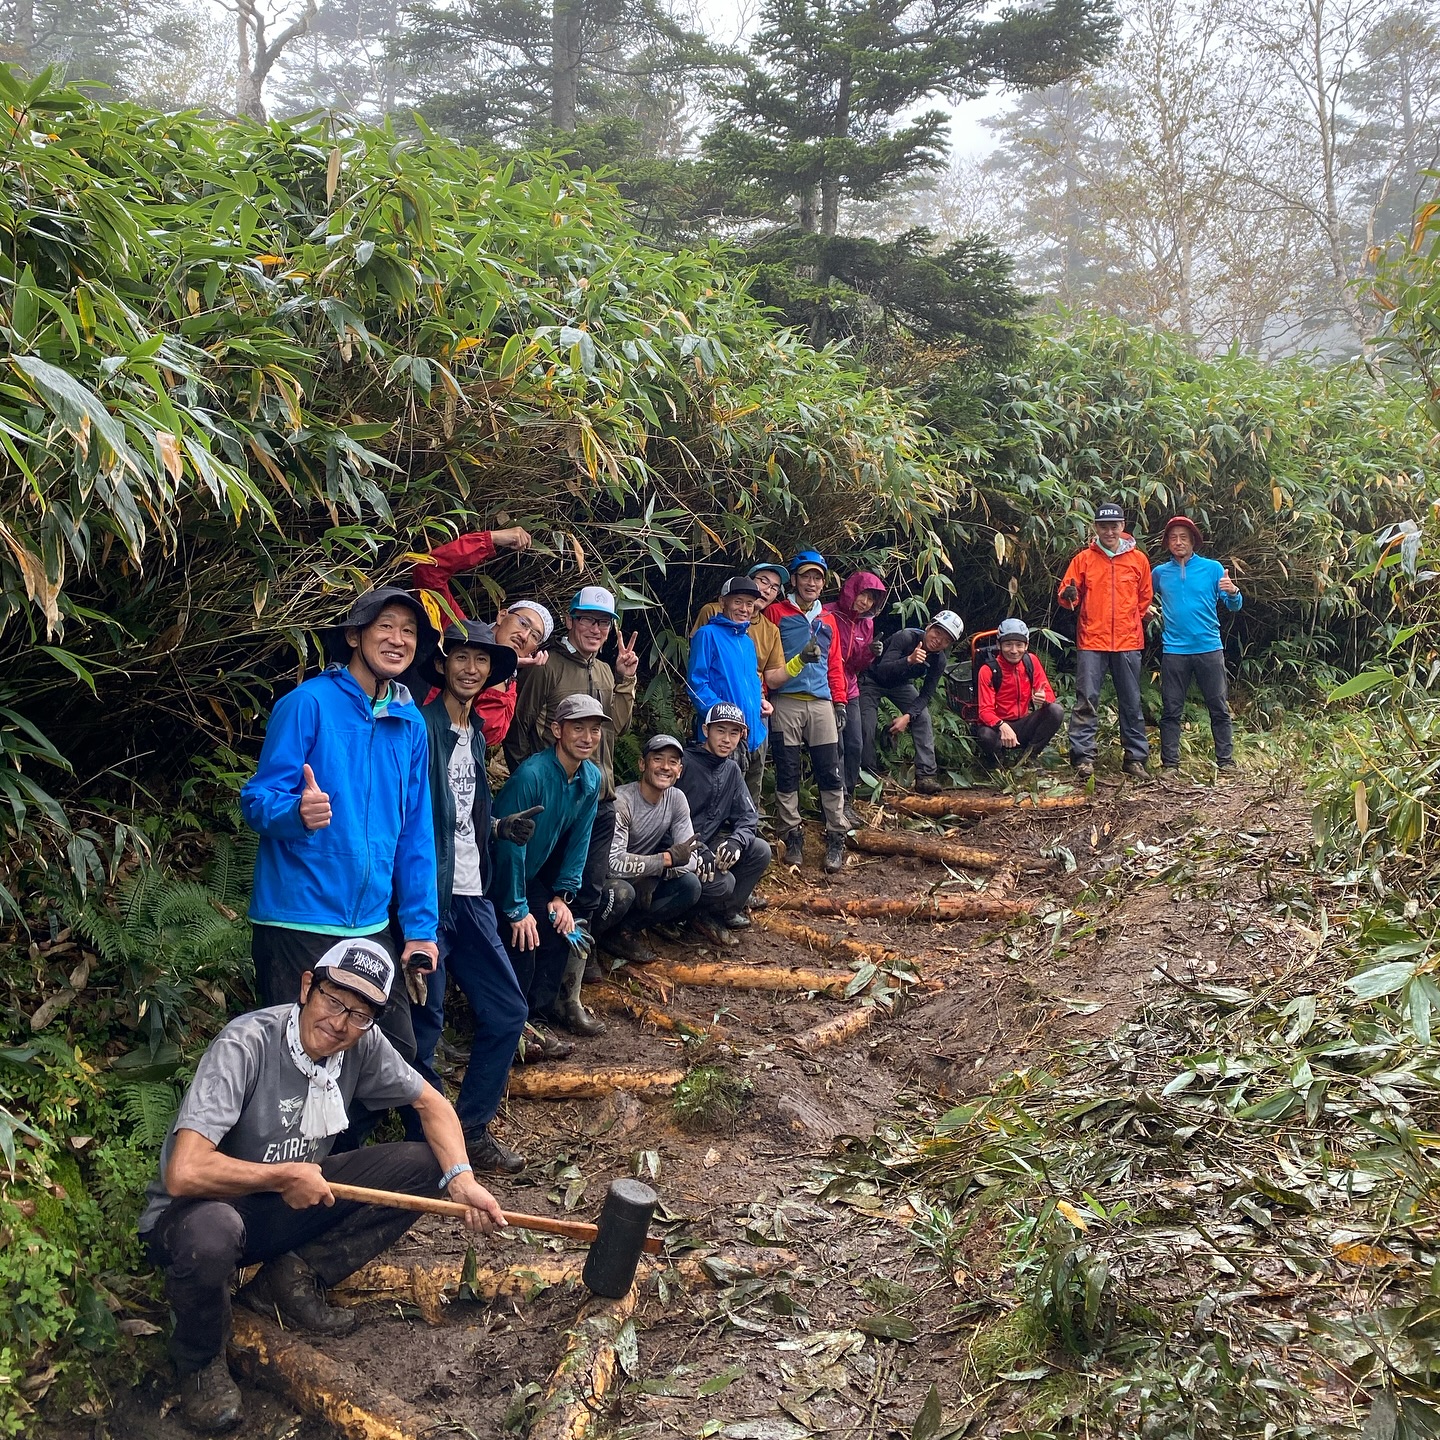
[582,1178,660,1298]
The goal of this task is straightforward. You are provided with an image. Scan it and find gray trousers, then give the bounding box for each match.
[1160,650,1233,766]
[1068,650,1149,763]
[838,698,865,794]
[858,678,937,776]
[744,736,768,810]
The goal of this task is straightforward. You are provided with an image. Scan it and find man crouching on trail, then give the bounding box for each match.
[137,940,504,1434]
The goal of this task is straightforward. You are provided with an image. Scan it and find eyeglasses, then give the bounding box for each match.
[311,982,378,1030]
[572,613,612,628]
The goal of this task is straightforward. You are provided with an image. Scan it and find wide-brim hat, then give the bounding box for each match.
[428,620,518,690]
[324,586,440,666]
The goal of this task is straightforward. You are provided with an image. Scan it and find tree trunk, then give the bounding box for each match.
[10,0,33,68]
[551,0,583,131]
[236,11,265,121]
[819,67,851,238]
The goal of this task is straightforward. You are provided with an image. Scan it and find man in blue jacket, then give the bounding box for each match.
[492,693,612,1056]
[241,587,441,1077]
[1150,516,1243,774]
[687,576,766,751]
[413,621,538,1173]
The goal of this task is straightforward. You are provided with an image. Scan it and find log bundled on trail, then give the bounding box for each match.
[750,911,892,963]
[583,983,725,1040]
[788,1005,878,1054]
[229,1311,429,1440]
[507,1066,687,1100]
[892,791,1089,818]
[529,1288,636,1440]
[645,957,868,996]
[847,829,1003,870]
[768,892,1032,922]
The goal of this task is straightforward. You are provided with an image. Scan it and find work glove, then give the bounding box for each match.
[667,834,697,869]
[834,701,848,732]
[798,637,821,664]
[693,845,719,883]
[495,804,543,844]
[1060,581,1079,604]
[871,638,884,657]
[714,836,744,872]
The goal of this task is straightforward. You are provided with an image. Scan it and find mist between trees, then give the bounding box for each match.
[3,0,1435,360]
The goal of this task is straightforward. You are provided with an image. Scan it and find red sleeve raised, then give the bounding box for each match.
[410,531,499,622]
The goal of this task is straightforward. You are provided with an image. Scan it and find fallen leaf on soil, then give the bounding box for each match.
[1332,1239,1404,1267]
[855,1313,917,1341]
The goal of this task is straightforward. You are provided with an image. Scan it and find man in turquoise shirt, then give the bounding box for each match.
[1150,516,1243,774]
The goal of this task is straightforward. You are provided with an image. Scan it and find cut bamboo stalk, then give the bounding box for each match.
[892,791,1089,818]
[789,1005,878,1054]
[229,1311,429,1440]
[768,892,1032,922]
[583,982,725,1040]
[529,1287,637,1440]
[847,830,1003,870]
[750,911,891,963]
[644,957,866,996]
[507,1065,688,1100]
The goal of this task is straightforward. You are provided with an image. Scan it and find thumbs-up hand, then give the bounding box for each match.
[1218,568,1240,595]
[299,764,332,830]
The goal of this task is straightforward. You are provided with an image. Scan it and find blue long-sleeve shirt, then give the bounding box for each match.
[241,666,438,940]
[490,748,600,921]
[1151,554,1242,655]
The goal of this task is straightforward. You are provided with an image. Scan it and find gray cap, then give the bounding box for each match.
[996,618,1030,641]
[553,693,614,725]
[643,733,685,756]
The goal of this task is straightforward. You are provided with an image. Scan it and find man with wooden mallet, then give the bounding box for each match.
[138,939,504,1435]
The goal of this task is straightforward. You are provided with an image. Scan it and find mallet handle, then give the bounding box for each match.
[327,1182,663,1253]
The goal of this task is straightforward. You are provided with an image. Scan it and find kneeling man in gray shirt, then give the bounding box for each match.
[138,939,505,1434]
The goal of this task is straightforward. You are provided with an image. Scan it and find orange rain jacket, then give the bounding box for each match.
[1057,536,1153,652]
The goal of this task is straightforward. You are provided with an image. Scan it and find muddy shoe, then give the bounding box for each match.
[1122,759,1149,779]
[746,894,769,911]
[1073,760,1094,779]
[515,1026,575,1064]
[913,773,942,795]
[689,914,739,948]
[823,831,847,874]
[842,802,864,829]
[464,1124,525,1174]
[179,1356,242,1434]
[239,1252,356,1338]
[783,828,805,865]
[603,929,659,966]
[721,910,752,929]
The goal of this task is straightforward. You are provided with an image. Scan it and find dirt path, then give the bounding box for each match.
[82,769,1306,1440]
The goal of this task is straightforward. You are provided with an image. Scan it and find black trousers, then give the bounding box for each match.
[696,835,772,915]
[504,873,634,1018]
[973,702,1066,764]
[1160,650,1233,766]
[577,801,629,938]
[143,1142,439,1374]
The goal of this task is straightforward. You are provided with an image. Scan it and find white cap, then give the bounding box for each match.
[930,610,964,641]
[508,599,554,641]
[571,586,617,619]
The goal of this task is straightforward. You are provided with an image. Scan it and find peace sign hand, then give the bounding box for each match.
[614,631,640,679]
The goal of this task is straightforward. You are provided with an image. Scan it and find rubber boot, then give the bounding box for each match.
[553,944,605,1036]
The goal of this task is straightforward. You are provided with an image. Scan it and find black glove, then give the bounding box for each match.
[495,804,542,844]
[694,845,718,882]
[834,701,848,731]
[799,638,821,664]
[667,834,696,869]
[714,836,743,872]
[1060,581,1079,604]
[871,638,884,657]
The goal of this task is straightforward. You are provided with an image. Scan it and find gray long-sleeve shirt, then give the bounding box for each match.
[608,783,695,878]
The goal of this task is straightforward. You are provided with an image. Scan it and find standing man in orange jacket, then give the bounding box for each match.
[1057,503,1153,779]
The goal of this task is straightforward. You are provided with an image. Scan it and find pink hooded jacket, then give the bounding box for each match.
[825,571,887,701]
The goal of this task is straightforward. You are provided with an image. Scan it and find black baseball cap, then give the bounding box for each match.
[1095,502,1125,524]
[719,575,763,599]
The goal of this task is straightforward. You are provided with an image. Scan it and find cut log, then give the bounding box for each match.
[789,1005,878,1054]
[583,983,725,1040]
[229,1311,429,1440]
[769,892,1031,922]
[645,957,867,996]
[847,830,1003,870]
[507,1066,687,1100]
[892,791,1089,818]
[749,911,891,963]
[529,1288,636,1440]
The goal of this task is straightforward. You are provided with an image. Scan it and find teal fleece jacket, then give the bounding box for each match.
[490,748,600,921]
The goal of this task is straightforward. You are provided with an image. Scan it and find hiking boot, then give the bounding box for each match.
[1122,760,1149,779]
[823,831,847,873]
[783,828,805,866]
[1073,760,1094,779]
[239,1252,356,1338]
[515,1026,574,1064]
[464,1124,525,1174]
[1159,765,1181,780]
[721,910,752,929]
[651,921,685,942]
[688,913,739,948]
[178,1356,242,1434]
[603,929,659,966]
[914,773,942,795]
[746,894,769,911]
[842,801,863,830]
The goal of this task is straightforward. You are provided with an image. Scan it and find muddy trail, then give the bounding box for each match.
[79,768,1303,1440]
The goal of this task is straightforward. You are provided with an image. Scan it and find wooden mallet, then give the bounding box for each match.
[327,1177,661,1298]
